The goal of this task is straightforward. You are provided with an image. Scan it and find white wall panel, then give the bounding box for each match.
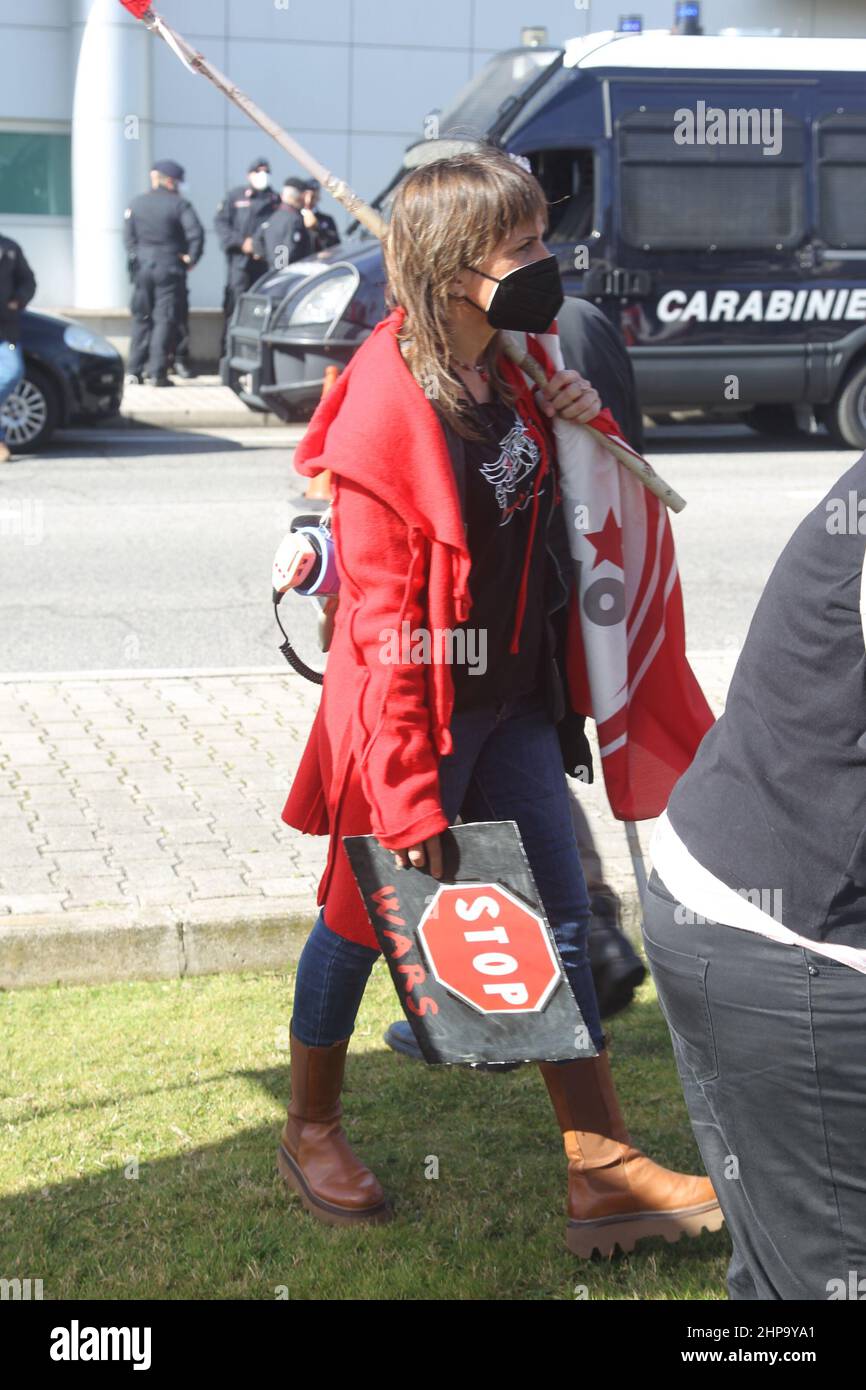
[0,28,70,120]
[227,0,352,44]
[348,131,413,204]
[225,39,351,132]
[351,46,471,136]
[0,0,66,23]
[352,0,472,49]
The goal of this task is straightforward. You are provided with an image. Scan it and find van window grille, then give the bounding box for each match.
[819,167,866,247]
[620,163,804,250]
[617,108,805,250]
[816,115,866,248]
[821,132,865,161]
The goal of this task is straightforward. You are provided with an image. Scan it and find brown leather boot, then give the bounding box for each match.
[277,1029,392,1226]
[539,1046,723,1257]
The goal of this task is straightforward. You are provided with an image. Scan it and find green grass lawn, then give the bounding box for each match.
[1,960,730,1300]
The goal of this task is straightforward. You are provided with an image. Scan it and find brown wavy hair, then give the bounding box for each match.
[384,146,548,439]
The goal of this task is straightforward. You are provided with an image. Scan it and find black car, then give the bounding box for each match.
[4,310,124,451]
[223,32,866,448]
[221,251,382,420]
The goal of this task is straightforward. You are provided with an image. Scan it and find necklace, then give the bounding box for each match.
[453,357,488,381]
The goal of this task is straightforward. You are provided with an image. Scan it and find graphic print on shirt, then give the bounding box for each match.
[479,414,543,525]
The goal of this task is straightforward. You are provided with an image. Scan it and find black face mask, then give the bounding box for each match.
[464,254,564,334]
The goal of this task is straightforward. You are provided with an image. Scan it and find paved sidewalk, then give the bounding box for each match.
[117,374,288,430]
[0,653,737,989]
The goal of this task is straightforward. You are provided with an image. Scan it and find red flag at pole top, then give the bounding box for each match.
[119,0,153,19]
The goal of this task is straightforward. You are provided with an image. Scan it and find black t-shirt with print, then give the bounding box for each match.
[450,396,555,712]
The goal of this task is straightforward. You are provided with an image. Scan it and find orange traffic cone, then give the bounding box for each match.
[304,366,340,502]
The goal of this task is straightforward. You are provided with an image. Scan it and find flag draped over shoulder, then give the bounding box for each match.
[517,324,714,821]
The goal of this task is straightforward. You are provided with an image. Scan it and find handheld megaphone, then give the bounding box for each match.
[272,512,340,684]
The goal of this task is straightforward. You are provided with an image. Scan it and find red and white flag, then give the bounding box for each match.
[517,326,714,821]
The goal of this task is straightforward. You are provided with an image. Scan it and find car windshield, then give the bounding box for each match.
[436,47,561,140]
[376,138,483,220]
[354,47,563,237]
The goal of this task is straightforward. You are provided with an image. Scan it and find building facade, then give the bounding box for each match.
[0,0,864,312]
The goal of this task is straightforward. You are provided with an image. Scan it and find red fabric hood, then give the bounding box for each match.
[294,307,473,615]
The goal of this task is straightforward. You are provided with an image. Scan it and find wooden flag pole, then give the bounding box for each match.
[624,820,648,908]
[120,0,685,513]
[502,337,687,513]
[122,2,388,242]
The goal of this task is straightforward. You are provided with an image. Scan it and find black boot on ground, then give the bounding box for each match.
[587,889,646,1019]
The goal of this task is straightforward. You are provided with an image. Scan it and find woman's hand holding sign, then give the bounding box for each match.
[389,834,444,879]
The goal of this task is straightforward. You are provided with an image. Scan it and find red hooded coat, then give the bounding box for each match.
[281,307,554,948]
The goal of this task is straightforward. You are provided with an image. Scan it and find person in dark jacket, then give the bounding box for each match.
[302,179,340,252]
[644,451,866,1299]
[123,159,204,386]
[215,157,281,349]
[169,287,194,379]
[0,232,36,462]
[556,294,645,454]
[253,177,314,271]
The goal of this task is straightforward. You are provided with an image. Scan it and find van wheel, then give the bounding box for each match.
[827,361,866,450]
[2,365,60,452]
[746,405,801,438]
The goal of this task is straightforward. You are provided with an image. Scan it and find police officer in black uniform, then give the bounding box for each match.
[253,177,314,271]
[0,230,36,463]
[123,159,204,387]
[303,179,340,251]
[215,158,281,349]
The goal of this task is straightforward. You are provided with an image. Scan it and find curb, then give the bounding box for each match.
[1,890,645,992]
[116,408,290,431]
[0,663,291,683]
[1,898,316,990]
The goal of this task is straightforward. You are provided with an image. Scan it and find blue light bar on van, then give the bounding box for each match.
[618,15,643,31]
[673,1,702,34]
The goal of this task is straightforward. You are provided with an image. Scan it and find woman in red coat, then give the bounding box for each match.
[278,148,721,1257]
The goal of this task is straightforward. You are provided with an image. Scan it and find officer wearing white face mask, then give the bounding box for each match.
[215,157,281,349]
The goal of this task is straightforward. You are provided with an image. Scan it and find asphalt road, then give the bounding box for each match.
[0,422,860,675]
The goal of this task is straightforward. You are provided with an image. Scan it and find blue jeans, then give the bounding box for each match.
[0,342,24,442]
[292,688,604,1051]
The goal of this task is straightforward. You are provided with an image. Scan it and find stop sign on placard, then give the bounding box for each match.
[416,883,561,1015]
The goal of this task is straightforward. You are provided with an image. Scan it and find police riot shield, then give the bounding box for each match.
[343,820,597,1066]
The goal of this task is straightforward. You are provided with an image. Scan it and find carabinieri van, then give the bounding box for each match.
[223,30,866,447]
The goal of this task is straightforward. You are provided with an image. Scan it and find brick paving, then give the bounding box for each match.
[0,652,737,985]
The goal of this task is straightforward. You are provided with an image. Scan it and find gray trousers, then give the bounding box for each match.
[643,867,866,1301]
